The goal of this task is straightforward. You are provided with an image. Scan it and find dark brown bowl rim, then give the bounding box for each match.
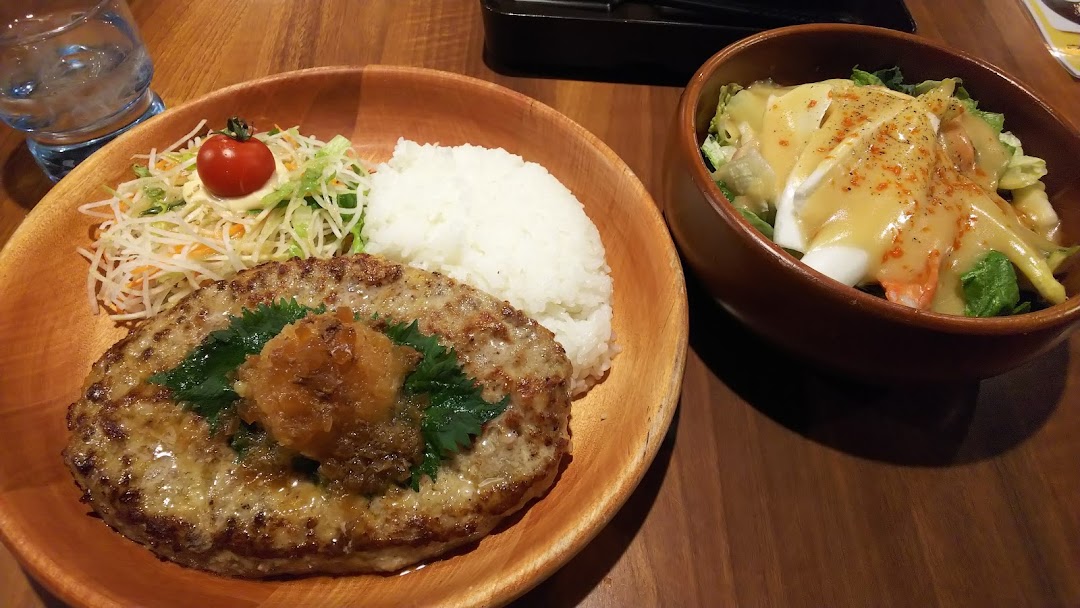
[677,22,1080,336]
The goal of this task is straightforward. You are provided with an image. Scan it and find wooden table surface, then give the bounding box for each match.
[2,1,1079,606]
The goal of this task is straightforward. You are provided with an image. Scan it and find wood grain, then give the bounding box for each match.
[0,0,1078,606]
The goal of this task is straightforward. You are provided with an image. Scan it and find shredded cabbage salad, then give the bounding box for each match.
[78,121,370,321]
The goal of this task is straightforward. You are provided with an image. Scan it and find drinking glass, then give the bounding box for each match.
[0,0,164,182]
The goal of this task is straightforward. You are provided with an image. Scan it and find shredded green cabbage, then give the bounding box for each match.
[77,122,370,321]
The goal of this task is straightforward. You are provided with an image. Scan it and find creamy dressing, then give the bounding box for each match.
[182,157,288,213]
[720,79,1068,314]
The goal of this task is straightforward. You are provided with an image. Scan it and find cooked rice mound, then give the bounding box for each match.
[363,139,616,394]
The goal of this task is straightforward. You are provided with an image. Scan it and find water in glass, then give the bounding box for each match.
[0,0,164,181]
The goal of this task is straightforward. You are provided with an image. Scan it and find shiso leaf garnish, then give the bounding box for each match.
[149,302,509,491]
[384,320,510,490]
[148,298,322,431]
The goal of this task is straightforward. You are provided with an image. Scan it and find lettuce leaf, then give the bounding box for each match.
[737,208,774,239]
[997,131,1048,190]
[958,98,1005,134]
[714,179,736,202]
[702,134,735,171]
[348,209,366,254]
[961,251,1027,317]
[851,66,913,94]
[261,181,297,207]
[707,83,744,143]
[999,155,1048,190]
[315,134,352,160]
[851,67,1006,134]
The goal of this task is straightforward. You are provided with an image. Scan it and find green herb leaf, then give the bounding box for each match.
[410,443,441,490]
[148,299,323,429]
[151,302,502,492]
[132,164,152,178]
[961,251,1023,317]
[384,320,510,490]
[267,127,282,136]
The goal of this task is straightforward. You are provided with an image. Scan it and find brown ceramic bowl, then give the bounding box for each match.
[665,24,1080,382]
[0,66,687,607]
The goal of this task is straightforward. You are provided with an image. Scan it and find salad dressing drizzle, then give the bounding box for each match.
[705,72,1073,315]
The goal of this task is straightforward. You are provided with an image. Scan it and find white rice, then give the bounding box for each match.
[362,138,616,395]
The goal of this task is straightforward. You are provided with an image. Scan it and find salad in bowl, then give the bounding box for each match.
[700,66,1074,317]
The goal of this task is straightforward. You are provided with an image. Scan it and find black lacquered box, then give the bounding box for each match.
[481,0,917,85]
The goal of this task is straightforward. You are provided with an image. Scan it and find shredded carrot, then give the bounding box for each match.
[229,224,245,237]
[175,243,214,257]
[126,265,156,289]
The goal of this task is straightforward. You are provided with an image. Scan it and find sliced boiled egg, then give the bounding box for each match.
[801,245,870,287]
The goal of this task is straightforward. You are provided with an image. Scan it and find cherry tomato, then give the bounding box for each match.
[196,117,276,198]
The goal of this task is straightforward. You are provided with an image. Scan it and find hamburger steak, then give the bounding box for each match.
[63,254,573,577]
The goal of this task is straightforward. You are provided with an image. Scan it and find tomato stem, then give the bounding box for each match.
[220,116,255,142]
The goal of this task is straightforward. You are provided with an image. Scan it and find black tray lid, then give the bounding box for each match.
[481,0,916,85]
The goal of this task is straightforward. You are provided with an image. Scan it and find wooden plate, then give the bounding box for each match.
[0,66,688,607]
